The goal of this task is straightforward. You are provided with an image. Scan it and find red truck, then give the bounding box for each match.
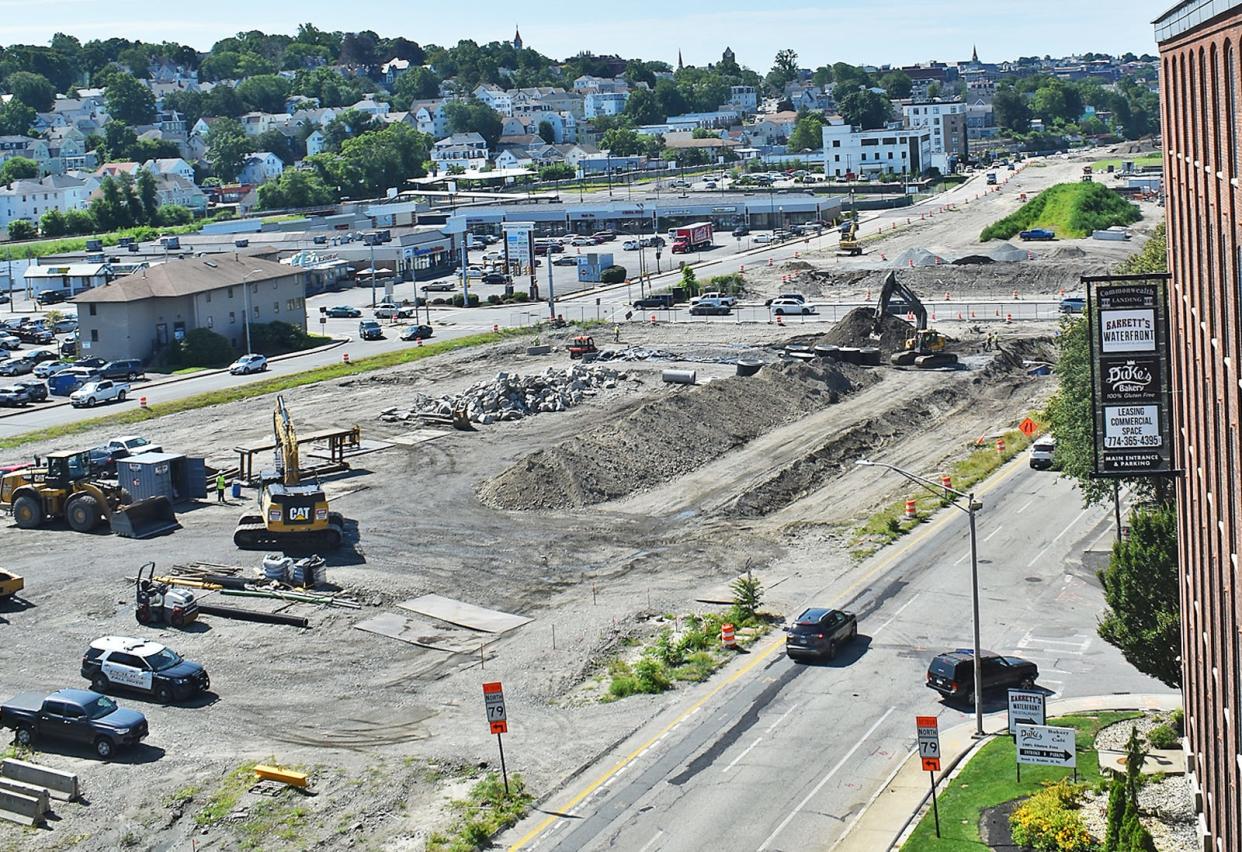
[670,222,713,254]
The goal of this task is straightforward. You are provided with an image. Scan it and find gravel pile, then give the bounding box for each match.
[1081,775,1198,852]
[380,365,626,426]
[890,247,946,268]
[987,242,1030,262]
[815,306,915,355]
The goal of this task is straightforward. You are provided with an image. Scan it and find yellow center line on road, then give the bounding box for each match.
[509,457,1030,851]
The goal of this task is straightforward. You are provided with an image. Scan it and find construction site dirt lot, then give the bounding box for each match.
[0,181,1147,851]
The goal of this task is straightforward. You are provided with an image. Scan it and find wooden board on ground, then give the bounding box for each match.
[695,573,790,605]
[353,612,481,654]
[396,593,532,634]
[387,429,453,447]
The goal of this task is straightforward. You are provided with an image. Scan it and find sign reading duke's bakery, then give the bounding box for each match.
[1087,276,1175,476]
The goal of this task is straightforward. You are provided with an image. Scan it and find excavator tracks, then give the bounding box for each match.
[233,514,344,551]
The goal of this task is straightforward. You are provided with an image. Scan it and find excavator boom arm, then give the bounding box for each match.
[872,271,928,334]
[273,395,300,486]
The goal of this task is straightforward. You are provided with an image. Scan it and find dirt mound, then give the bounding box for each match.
[815,307,914,354]
[1049,245,1087,259]
[478,361,865,511]
[987,242,1029,262]
[891,247,945,268]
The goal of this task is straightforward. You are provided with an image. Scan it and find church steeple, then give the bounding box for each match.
[513,26,523,50]
[971,44,979,64]
[677,49,684,70]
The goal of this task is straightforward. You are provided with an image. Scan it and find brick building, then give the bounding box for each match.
[1155,2,1242,848]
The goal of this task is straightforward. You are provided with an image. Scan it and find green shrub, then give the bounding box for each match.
[451,293,481,307]
[633,657,670,693]
[730,570,764,624]
[1104,777,1126,852]
[7,220,35,241]
[161,328,236,369]
[1009,780,1094,852]
[487,294,502,305]
[707,273,746,296]
[249,321,321,356]
[1146,723,1178,750]
[671,652,716,682]
[1168,707,1184,736]
[600,264,627,284]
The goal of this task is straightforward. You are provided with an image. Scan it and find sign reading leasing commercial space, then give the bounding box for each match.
[1086,275,1175,476]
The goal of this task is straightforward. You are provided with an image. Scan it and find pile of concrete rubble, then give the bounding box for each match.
[381,365,626,425]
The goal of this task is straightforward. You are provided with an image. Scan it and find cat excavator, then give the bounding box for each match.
[836,218,863,256]
[233,396,345,550]
[872,271,959,369]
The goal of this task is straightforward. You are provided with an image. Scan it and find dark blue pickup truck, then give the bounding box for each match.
[1,688,148,758]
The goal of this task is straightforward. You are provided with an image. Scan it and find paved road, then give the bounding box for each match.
[503,462,1167,851]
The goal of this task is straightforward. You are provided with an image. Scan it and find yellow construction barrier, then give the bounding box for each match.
[254,765,308,788]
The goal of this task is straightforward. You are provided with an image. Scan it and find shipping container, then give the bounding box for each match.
[119,453,206,503]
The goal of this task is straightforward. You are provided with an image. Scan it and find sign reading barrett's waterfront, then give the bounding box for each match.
[1086,277,1175,476]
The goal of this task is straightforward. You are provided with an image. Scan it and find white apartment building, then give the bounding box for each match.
[474,84,513,116]
[728,85,759,114]
[901,100,968,171]
[0,174,96,236]
[584,92,629,118]
[821,119,932,178]
[431,133,490,171]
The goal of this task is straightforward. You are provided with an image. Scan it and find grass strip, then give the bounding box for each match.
[979,182,1141,241]
[899,712,1139,851]
[1090,153,1163,172]
[427,772,533,852]
[851,416,1045,559]
[0,222,205,261]
[0,327,533,451]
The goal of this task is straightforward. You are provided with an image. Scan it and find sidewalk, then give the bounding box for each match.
[832,692,1182,852]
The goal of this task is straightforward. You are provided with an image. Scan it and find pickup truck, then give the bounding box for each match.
[1,688,148,758]
[70,379,130,408]
[1019,228,1056,241]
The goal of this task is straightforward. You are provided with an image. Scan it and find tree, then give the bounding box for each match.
[993,88,1031,133]
[5,71,56,111]
[63,208,95,235]
[880,70,912,99]
[392,66,441,106]
[927,81,942,99]
[0,156,39,183]
[624,87,663,125]
[236,74,292,114]
[831,62,872,90]
[730,567,764,623]
[256,168,335,209]
[292,68,363,109]
[104,71,156,125]
[443,99,503,148]
[1032,80,1083,125]
[205,117,249,182]
[811,65,833,88]
[767,48,799,91]
[653,78,688,118]
[838,89,892,130]
[136,168,159,223]
[250,128,300,165]
[100,119,140,161]
[537,120,556,145]
[156,204,194,225]
[162,89,206,127]
[788,113,825,152]
[1097,503,1180,687]
[538,163,574,181]
[0,99,35,136]
[39,209,67,237]
[599,127,645,157]
[321,108,379,151]
[6,220,34,240]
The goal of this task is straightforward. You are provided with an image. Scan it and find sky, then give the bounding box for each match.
[0,0,1159,68]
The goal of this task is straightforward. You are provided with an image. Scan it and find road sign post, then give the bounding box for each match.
[1016,723,1077,783]
[483,682,511,796]
[1007,689,1047,782]
[916,716,941,838]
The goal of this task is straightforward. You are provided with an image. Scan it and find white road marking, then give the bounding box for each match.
[1026,507,1092,567]
[724,737,764,772]
[1017,498,1036,513]
[983,526,1003,542]
[765,703,800,734]
[758,706,896,851]
[873,595,920,636]
[636,829,664,852]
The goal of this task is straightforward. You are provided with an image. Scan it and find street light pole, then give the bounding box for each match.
[856,459,986,738]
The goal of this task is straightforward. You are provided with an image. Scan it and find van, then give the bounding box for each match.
[1029,436,1056,470]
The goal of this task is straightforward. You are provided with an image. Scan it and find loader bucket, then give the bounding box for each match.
[451,406,476,432]
[110,497,180,539]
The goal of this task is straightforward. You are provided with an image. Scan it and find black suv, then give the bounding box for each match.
[926,649,1038,702]
[100,360,145,381]
[785,607,858,660]
[633,294,676,310]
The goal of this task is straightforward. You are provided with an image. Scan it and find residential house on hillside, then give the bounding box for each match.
[558,143,601,170]
[381,111,420,129]
[0,174,97,236]
[44,127,96,174]
[238,152,284,185]
[380,58,410,84]
[573,75,628,94]
[142,158,196,184]
[148,58,198,86]
[745,112,799,146]
[411,101,450,138]
[431,133,489,171]
[239,112,286,136]
[349,98,390,118]
[95,161,141,179]
[305,129,327,157]
[150,174,208,213]
[0,137,52,174]
[286,107,338,130]
[728,85,759,114]
[666,110,740,131]
[474,84,513,116]
[584,92,629,118]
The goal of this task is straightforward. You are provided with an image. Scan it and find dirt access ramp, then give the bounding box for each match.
[477,360,871,511]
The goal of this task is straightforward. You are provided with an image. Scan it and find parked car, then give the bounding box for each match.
[13,379,47,402]
[570,236,595,247]
[36,290,67,305]
[70,379,129,407]
[33,360,72,379]
[0,356,36,376]
[925,649,1038,702]
[228,353,268,375]
[23,348,58,364]
[689,303,731,316]
[421,280,456,292]
[1029,436,1057,470]
[0,384,32,406]
[692,292,738,307]
[753,233,774,244]
[785,607,858,661]
[465,266,485,278]
[552,255,578,266]
[81,636,209,704]
[374,303,414,320]
[358,320,384,341]
[0,334,19,350]
[1019,228,1056,241]
[622,240,641,251]
[591,231,616,242]
[59,338,77,357]
[52,318,78,334]
[1,688,148,758]
[73,357,106,370]
[1059,297,1087,314]
[641,236,666,248]
[105,435,160,458]
[324,305,362,318]
[100,360,145,381]
[14,326,53,345]
[399,324,434,341]
[771,298,817,316]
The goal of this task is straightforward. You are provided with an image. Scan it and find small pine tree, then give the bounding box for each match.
[1103,777,1126,852]
[730,567,763,624]
[1124,726,1147,805]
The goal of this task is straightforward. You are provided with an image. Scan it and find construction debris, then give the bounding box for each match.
[380,365,628,426]
[815,307,915,355]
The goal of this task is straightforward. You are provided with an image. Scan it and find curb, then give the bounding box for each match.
[0,337,350,421]
[832,692,1182,852]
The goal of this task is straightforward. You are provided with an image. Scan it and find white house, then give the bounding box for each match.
[0,136,52,174]
[0,174,96,236]
[728,85,759,114]
[665,110,740,131]
[412,101,450,138]
[381,58,410,85]
[584,92,629,119]
[474,84,513,116]
[151,174,208,213]
[239,112,286,136]
[573,75,627,94]
[431,133,489,171]
[821,118,932,178]
[238,152,285,185]
[142,157,196,184]
[305,129,327,157]
[349,98,391,118]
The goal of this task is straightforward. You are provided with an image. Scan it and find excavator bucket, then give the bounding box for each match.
[451,405,476,432]
[111,496,180,539]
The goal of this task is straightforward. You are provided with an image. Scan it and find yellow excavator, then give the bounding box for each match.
[233,396,345,550]
[836,218,863,256]
[873,272,958,369]
[1,450,179,538]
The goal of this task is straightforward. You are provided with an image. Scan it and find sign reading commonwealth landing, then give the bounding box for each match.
[1086,275,1176,476]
